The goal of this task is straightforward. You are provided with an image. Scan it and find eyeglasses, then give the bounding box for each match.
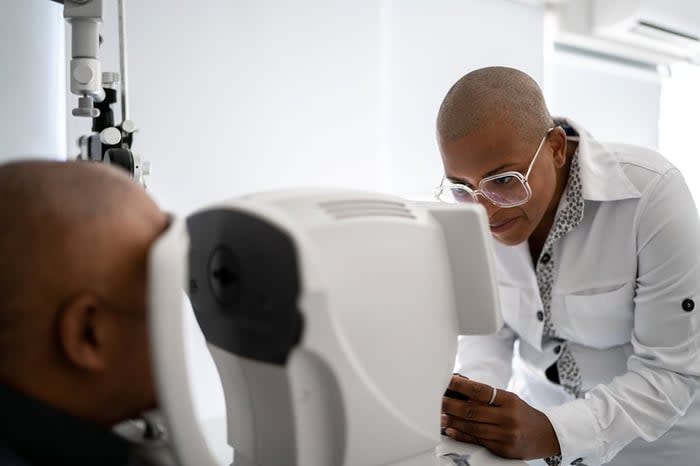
[434,127,556,208]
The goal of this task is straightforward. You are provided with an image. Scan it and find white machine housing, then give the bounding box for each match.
[148,189,502,466]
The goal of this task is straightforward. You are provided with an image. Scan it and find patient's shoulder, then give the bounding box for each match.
[0,447,30,466]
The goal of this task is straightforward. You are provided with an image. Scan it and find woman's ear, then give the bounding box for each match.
[56,294,112,372]
[549,127,568,169]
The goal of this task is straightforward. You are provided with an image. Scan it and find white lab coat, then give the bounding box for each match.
[454,119,700,466]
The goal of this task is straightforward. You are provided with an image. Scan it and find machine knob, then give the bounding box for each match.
[101,72,119,91]
[141,160,151,176]
[72,96,100,118]
[100,127,122,146]
[102,71,120,87]
[72,65,94,85]
[121,119,137,133]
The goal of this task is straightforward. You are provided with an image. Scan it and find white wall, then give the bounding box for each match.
[548,48,662,149]
[0,0,65,161]
[659,63,700,205]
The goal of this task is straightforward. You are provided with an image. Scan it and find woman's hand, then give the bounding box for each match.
[441,375,561,460]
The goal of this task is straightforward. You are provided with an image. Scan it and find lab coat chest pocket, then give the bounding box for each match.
[564,282,634,348]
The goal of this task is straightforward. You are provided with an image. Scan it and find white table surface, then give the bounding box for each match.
[436,436,527,465]
[200,417,527,466]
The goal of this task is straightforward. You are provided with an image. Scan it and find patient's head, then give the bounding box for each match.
[0,160,168,426]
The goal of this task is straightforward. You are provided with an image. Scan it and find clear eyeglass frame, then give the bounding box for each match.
[434,127,557,208]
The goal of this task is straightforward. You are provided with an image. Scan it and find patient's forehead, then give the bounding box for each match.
[98,189,168,293]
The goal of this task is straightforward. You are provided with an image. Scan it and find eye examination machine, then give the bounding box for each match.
[52,1,525,464]
[148,189,523,466]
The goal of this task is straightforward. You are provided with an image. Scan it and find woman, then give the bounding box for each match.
[435,66,700,466]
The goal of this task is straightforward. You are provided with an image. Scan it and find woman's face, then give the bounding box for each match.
[438,122,566,246]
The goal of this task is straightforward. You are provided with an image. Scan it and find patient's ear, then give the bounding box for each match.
[57,294,113,372]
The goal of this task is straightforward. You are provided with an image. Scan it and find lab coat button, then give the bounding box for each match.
[570,459,583,465]
[541,253,551,264]
[536,311,544,322]
[682,298,695,312]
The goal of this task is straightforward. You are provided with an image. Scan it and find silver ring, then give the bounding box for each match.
[488,387,498,406]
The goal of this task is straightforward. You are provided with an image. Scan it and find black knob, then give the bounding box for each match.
[208,246,240,306]
[682,298,695,312]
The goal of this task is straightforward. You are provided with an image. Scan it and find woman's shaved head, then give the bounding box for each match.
[436,67,570,248]
[436,66,553,143]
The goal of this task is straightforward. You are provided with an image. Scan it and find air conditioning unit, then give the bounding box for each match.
[555,0,700,64]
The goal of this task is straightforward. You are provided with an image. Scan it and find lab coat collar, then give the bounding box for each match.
[555,117,641,202]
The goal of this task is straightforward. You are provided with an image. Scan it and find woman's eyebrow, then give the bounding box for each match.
[447,163,520,186]
[446,175,472,187]
[483,163,515,178]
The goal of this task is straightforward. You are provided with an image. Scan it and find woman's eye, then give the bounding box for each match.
[453,189,472,200]
[493,175,515,185]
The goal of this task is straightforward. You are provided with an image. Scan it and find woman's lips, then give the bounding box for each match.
[489,217,519,233]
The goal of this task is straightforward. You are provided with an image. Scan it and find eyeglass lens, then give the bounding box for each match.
[480,175,529,205]
[442,174,529,206]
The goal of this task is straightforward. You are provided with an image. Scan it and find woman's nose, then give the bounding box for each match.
[476,193,497,211]
[477,195,501,219]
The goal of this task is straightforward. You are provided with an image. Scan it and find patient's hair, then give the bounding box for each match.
[0,161,132,363]
[436,66,554,142]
